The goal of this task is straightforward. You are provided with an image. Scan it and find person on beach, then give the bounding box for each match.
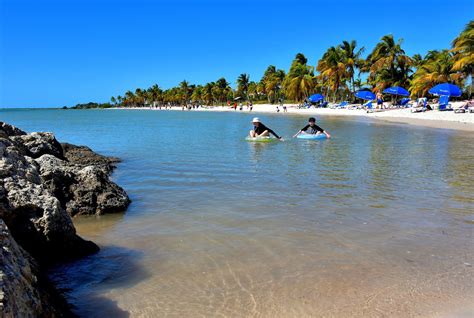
[283,105,287,112]
[293,117,331,138]
[249,117,282,139]
[249,102,253,111]
[376,92,384,109]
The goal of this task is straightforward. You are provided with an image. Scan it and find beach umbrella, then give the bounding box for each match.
[354,90,375,100]
[308,94,324,103]
[428,83,462,97]
[383,86,409,96]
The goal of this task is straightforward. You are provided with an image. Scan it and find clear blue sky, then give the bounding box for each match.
[1,0,472,108]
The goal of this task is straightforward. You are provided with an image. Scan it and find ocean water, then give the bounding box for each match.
[2,108,473,317]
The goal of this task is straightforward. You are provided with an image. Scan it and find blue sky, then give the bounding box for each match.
[1,0,472,108]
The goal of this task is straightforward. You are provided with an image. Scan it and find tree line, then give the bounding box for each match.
[91,20,472,109]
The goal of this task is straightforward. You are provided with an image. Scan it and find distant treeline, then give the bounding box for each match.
[69,102,113,109]
[75,20,473,108]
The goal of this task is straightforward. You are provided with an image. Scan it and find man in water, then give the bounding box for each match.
[249,117,282,139]
[293,117,331,138]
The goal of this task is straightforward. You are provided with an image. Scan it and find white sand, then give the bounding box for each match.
[112,103,474,131]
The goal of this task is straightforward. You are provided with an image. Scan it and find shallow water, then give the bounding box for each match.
[2,109,473,317]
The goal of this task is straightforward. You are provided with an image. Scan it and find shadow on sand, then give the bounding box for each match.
[49,245,150,317]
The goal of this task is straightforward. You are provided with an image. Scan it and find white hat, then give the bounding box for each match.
[252,117,260,123]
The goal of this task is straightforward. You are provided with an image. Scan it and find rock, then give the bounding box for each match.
[0,122,26,138]
[35,155,130,217]
[10,133,64,160]
[0,136,98,264]
[61,142,120,174]
[0,122,131,316]
[0,219,73,317]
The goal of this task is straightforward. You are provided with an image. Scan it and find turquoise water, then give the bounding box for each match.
[2,109,473,317]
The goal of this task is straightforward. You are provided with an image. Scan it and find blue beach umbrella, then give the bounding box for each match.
[383,86,410,96]
[354,90,375,100]
[308,94,324,103]
[428,83,462,97]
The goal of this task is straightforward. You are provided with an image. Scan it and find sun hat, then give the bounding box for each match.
[252,117,260,123]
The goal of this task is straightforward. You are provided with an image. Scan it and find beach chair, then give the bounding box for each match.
[438,95,452,111]
[411,98,427,113]
[338,101,349,108]
[399,98,410,108]
[319,101,329,108]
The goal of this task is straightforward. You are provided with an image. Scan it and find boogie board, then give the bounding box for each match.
[245,136,278,142]
[296,133,327,140]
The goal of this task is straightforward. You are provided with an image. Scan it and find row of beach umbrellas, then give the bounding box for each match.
[355,83,462,101]
[308,83,462,103]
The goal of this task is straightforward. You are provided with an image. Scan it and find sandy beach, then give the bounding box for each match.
[112,103,474,132]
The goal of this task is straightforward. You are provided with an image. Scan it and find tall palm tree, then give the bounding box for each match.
[451,20,473,97]
[148,84,162,107]
[212,78,231,105]
[339,40,365,94]
[410,50,463,97]
[179,80,191,106]
[124,90,135,107]
[110,96,116,105]
[260,66,285,103]
[237,73,250,101]
[317,46,350,101]
[202,82,214,105]
[283,53,315,102]
[366,34,413,91]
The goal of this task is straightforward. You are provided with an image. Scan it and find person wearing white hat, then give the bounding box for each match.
[249,117,281,139]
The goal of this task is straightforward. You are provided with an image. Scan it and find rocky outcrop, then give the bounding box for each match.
[61,143,119,174]
[0,122,131,317]
[0,220,72,317]
[35,154,130,217]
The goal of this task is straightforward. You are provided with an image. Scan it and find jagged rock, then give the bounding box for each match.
[34,155,130,216]
[0,122,130,316]
[0,133,98,264]
[0,219,73,317]
[0,122,26,138]
[61,143,119,174]
[10,132,64,160]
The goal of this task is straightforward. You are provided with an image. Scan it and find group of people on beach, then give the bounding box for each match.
[249,117,331,140]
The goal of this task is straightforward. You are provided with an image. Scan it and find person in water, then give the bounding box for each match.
[249,117,281,139]
[293,117,331,138]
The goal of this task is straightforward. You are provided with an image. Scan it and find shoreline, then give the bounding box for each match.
[108,104,474,132]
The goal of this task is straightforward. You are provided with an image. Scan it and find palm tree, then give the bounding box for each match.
[451,20,473,97]
[110,96,116,105]
[179,80,191,106]
[191,85,203,103]
[317,46,349,101]
[410,50,464,97]
[339,40,365,94]
[117,95,123,107]
[237,73,250,101]
[202,82,214,105]
[124,90,135,107]
[366,34,413,91]
[135,88,147,107]
[260,66,286,103]
[148,84,162,107]
[283,53,315,102]
[212,78,231,105]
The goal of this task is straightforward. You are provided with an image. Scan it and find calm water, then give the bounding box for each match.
[2,109,473,317]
